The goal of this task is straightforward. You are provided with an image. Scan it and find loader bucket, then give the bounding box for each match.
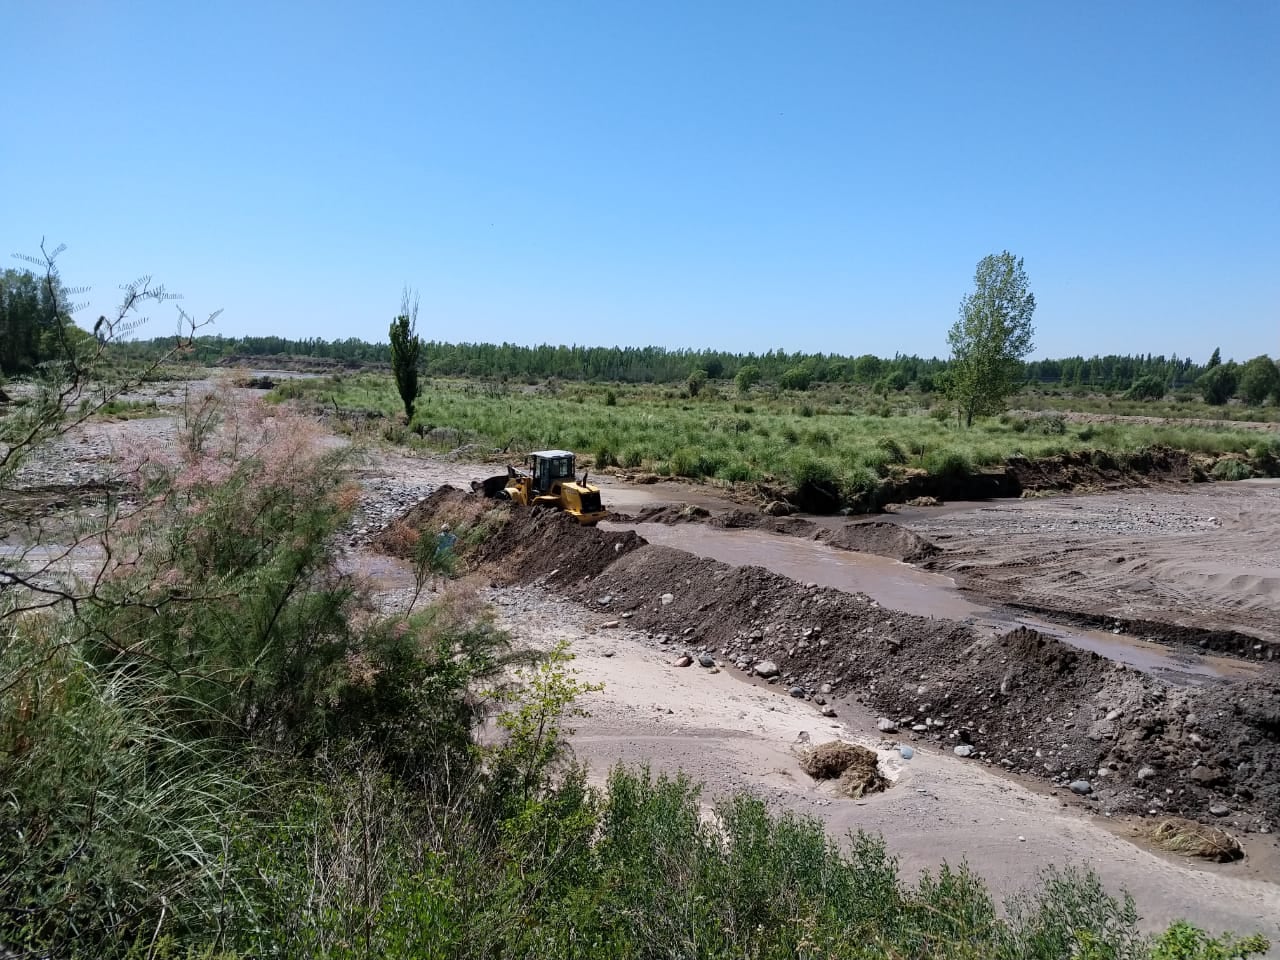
[473,474,512,498]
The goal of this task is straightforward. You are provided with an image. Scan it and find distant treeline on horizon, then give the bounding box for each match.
[119,334,1214,391]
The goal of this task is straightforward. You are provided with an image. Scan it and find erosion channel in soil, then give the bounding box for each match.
[383,486,1280,838]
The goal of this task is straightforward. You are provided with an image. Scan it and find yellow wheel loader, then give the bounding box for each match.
[471,450,607,525]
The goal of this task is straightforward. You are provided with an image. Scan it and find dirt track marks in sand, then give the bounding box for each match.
[906,481,1280,648]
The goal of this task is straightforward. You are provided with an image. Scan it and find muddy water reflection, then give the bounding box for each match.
[604,520,1259,685]
[605,522,983,621]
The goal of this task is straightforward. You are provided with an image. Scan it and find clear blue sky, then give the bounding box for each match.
[3,2,1277,361]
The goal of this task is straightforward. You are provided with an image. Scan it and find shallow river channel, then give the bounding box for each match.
[601,519,1259,687]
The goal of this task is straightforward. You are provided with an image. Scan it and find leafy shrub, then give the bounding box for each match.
[1238,355,1280,406]
[924,449,973,482]
[717,461,756,482]
[670,448,723,479]
[621,447,643,469]
[603,389,617,406]
[875,435,908,464]
[1199,364,1239,405]
[1149,921,1270,959]
[1211,458,1251,481]
[594,445,617,468]
[1025,413,1067,436]
[805,427,833,447]
[885,369,910,391]
[1125,375,1167,401]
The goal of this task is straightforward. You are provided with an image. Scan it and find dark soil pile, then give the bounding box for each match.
[381,493,1280,833]
[617,507,939,565]
[820,520,939,564]
[473,507,644,587]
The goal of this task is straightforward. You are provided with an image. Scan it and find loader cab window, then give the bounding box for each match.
[531,454,575,492]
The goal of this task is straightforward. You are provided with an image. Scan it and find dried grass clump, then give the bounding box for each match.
[1145,817,1243,862]
[800,741,888,799]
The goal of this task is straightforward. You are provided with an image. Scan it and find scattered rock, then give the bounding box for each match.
[1069,780,1093,796]
[1188,766,1225,787]
[673,655,692,668]
[1209,803,1231,818]
[877,718,898,733]
[754,660,780,678]
[789,686,806,698]
[697,654,715,668]
[953,745,974,758]
[601,620,620,629]
[899,745,914,760]
[660,593,675,605]
[821,706,837,718]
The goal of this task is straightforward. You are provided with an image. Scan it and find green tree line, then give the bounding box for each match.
[0,267,90,374]
[118,331,1241,392]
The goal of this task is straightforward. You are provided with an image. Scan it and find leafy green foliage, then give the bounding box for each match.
[734,362,762,394]
[1150,921,1270,959]
[1199,363,1239,405]
[1238,355,1280,405]
[1125,375,1167,401]
[947,251,1037,426]
[389,289,422,420]
[1211,458,1252,481]
[0,267,79,373]
[779,363,814,391]
[686,367,708,396]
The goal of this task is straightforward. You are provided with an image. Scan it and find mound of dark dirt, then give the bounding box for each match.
[819,521,939,564]
[379,484,644,587]
[474,508,644,586]
[620,504,712,524]
[621,505,939,564]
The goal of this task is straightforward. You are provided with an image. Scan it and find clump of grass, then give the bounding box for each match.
[875,435,908,464]
[924,449,973,482]
[1145,818,1244,862]
[800,742,889,799]
[1211,458,1252,481]
[1009,412,1067,435]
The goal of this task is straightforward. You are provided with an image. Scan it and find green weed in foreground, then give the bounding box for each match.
[270,374,1280,500]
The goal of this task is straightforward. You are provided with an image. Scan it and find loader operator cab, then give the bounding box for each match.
[527,450,577,494]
